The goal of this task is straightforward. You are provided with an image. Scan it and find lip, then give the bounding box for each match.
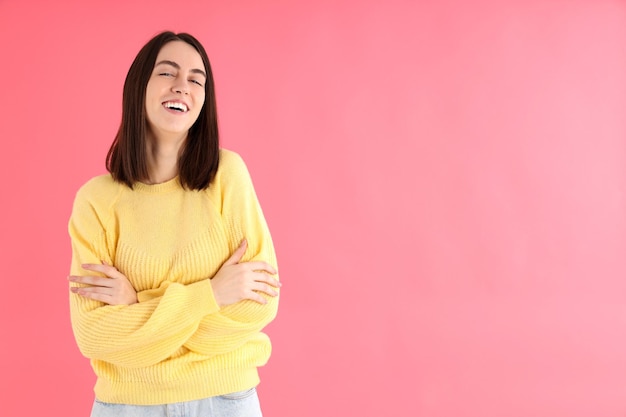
[161,98,190,113]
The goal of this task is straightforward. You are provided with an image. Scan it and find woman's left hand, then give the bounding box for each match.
[68,262,138,305]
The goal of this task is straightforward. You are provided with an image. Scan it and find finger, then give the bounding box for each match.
[245,290,268,305]
[73,285,113,295]
[81,263,124,279]
[223,239,247,266]
[71,285,112,297]
[250,281,279,297]
[251,272,281,288]
[72,287,114,303]
[245,261,278,275]
[68,275,115,287]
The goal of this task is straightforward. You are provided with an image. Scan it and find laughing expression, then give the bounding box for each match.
[145,41,207,141]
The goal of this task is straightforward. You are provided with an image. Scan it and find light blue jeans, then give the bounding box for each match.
[90,388,262,417]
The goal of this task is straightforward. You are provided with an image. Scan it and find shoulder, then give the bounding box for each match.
[217,148,251,181]
[218,148,247,170]
[70,174,124,229]
[73,174,124,209]
[79,173,118,189]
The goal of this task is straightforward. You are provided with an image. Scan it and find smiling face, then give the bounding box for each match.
[145,41,207,142]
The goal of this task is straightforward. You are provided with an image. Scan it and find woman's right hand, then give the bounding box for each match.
[211,240,280,307]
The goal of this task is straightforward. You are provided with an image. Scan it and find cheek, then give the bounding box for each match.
[145,79,164,104]
[193,95,206,116]
[145,85,157,103]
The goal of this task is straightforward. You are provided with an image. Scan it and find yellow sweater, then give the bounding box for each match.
[68,149,278,405]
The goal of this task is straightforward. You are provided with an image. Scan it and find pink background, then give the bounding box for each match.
[1,0,626,416]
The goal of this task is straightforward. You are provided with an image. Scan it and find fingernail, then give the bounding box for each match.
[70,287,78,293]
[68,276,76,282]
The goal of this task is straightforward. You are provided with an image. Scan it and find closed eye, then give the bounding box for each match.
[190,79,203,86]
[159,72,174,77]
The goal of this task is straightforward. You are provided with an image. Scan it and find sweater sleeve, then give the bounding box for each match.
[183,151,279,356]
[68,182,220,368]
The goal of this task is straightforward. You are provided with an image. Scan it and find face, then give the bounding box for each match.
[145,41,207,141]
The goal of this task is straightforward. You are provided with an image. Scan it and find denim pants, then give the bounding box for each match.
[90,387,262,417]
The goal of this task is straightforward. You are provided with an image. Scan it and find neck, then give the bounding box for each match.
[144,132,186,184]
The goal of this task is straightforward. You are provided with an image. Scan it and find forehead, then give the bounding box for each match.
[155,41,205,71]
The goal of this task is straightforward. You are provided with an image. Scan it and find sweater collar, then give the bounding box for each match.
[133,176,182,193]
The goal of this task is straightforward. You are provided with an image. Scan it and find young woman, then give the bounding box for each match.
[67,31,280,417]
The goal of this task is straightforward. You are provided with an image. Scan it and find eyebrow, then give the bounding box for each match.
[155,60,207,78]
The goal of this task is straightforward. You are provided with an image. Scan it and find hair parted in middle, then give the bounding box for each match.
[106,31,220,190]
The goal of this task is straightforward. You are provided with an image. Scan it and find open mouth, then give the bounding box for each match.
[163,101,188,112]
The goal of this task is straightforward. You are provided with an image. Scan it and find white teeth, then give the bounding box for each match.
[164,101,188,112]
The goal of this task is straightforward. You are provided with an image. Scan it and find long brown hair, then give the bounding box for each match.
[106,31,219,190]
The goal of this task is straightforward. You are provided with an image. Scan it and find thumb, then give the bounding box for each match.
[224,239,247,266]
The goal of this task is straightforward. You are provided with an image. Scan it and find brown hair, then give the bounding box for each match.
[106,31,219,190]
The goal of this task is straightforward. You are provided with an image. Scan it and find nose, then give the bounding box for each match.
[172,78,189,95]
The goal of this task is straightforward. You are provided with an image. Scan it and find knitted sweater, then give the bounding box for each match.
[68,149,278,405]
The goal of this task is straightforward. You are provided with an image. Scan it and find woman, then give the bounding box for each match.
[67,31,280,417]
